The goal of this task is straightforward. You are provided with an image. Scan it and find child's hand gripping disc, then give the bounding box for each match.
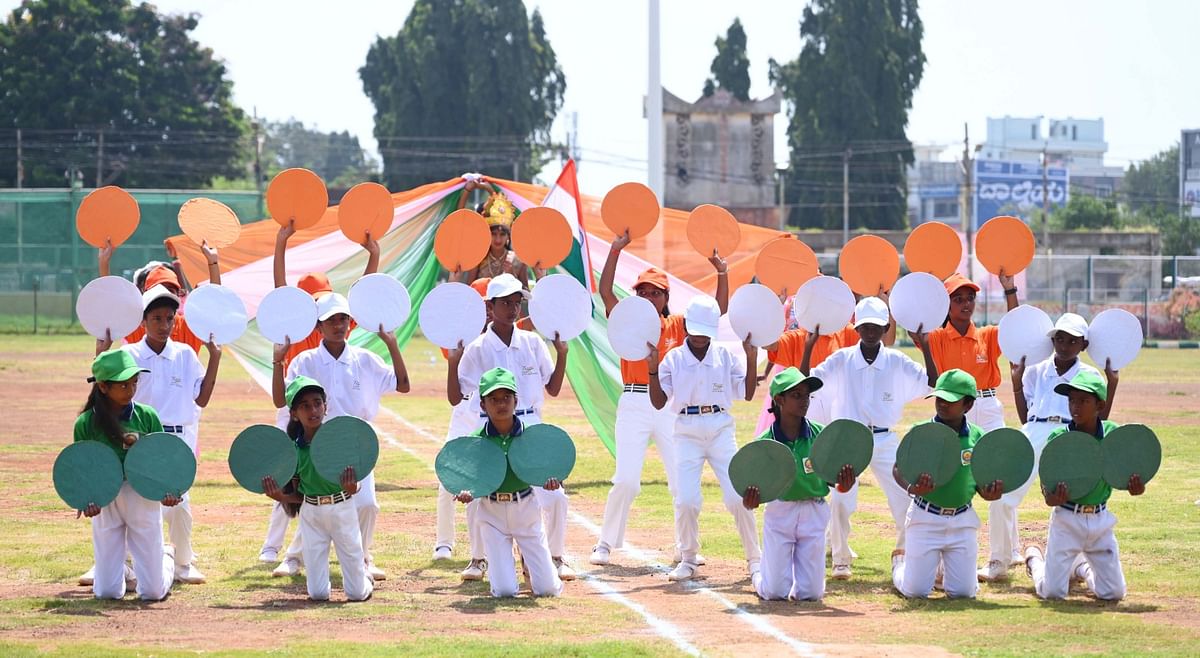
[53,441,124,510]
[1039,431,1103,500]
[311,416,378,483]
[124,432,196,501]
[970,428,1035,494]
[897,423,962,488]
[729,439,796,503]
[810,419,874,484]
[508,423,577,485]
[228,424,298,494]
[1101,424,1161,490]
[436,436,509,498]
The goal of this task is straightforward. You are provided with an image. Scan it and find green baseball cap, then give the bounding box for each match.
[88,349,149,383]
[285,375,325,408]
[926,368,978,402]
[1053,370,1108,401]
[769,367,823,397]
[479,367,518,397]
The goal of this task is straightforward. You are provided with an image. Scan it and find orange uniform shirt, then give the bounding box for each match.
[125,312,203,353]
[621,314,686,385]
[928,322,1002,390]
[767,324,859,369]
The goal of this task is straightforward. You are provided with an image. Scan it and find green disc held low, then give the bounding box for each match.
[228,424,298,494]
[970,428,1035,494]
[508,423,576,485]
[124,432,196,501]
[729,440,797,503]
[1039,431,1103,500]
[1101,424,1161,490]
[810,419,874,483]
[53,441,124,510]
[435,436,509,498]
[896,423,961,488]
[311,416,379,483]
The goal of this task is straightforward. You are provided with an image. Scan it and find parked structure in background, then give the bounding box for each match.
[980,116,1124,200]
[1181,129,1200,218]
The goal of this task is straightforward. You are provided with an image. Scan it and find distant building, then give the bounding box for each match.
[906,144,962,226]
[980,116,1124,198]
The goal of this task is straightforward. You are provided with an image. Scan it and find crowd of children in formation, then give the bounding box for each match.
[71,188,1144,605]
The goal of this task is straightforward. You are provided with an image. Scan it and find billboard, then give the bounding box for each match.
[1182,129,1200,217]
[973,160,1069,228]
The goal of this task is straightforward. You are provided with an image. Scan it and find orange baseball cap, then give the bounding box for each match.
[943,272,980,295]
[144,266,181,293]
[634,267,670,291]
[470,277,491,297]
[298,272,334,297]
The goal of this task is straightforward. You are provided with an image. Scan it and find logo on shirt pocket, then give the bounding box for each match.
[881,391,894,402]
[352,379,362,391]
[522,365,537,377]
[802,457,814,474]
[976,353,987,364]
[711,383,724,393]
[961,449,972,466]
[170,375,183,388]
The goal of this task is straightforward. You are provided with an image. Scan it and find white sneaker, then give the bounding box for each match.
[124,563,137,588]
[1023,545,1044,579]
[1010,551,1024,568]
[589,545,611,566]
[1069,554,1088,585]
[673,548,706,566]
[461,559,486,581]
[366,560,387,581]
[976,559,1009,582]
[668,561,698,582]
[175,563,206,585]
[79,566,95,587]
[831,564,852,580]
[432,545,452,561]
[747,560,761,576]
[934,560,944,591]
[554,557,577,581]
[258,548,278,564]
[891,550,905,572]
[272,557,302,577]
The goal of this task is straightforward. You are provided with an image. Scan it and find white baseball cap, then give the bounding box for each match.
[485,273,530,301]
[1047,312,1088,339]
[141,283,179,310]
[316,292,351,321]
[852,296,890,328]
[684,295,721,338]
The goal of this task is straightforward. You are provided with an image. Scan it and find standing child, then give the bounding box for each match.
[262,377,374,602]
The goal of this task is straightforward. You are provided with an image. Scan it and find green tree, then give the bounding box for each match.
[1123,144,1178,214]
[263,119,379,189]
[1050,195,1122,230]
[704,18,750,102]
[0,0,247,188]
[770,0,925,230]
[359,0,565,190]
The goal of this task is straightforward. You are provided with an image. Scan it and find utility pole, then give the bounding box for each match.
[1041,143,1050,250]
[95,129,104,188]
[16,128,23,189]
[961,123,974,280]
[777,168,786,231]
[253,112,264,218]
[842,148,851,244]
[16,129,23,270]
[647,0,663,201]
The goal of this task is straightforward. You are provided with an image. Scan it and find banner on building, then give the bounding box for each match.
[1181,129,1200,217]
[973,160,1069,228]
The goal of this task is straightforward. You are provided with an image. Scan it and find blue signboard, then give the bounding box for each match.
[974,160,1069,229]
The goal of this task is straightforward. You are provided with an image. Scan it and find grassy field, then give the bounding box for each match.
[0,333,1198,656]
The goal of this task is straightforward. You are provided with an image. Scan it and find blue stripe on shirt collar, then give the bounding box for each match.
[771,418,812,444]
[119,402,135,422]
[483,416,524,437]
[933,416,970,437]
[1067,420,1106,439]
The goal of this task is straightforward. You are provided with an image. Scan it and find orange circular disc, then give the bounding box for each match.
[686,204,741,258]
[838,234,900,296]
[755,236,819,297]
[338,182,394,243]
[600,182,660,240]
[76,186,140,248]
[975,215,1035,276]
[178,198,241,248]
[904,222,962,280]
[434,209,491,272]
[267,168,329,230]
[511,207,573,269]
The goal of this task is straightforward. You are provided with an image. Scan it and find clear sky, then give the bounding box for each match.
[6,0,1197,195]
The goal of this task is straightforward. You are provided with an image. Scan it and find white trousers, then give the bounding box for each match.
[672,413,761,564]
[966,395,1005,432]
[298,500,373,601]
[892,502,980,599]
[162,492,193,567]
[279,471,379,566]
[598,391,680,550]
[1030,507,1126,600]
[829,430,910,564]
[437,396,486,555]
[754,499,830,601]
[92,482,174,601]
[476,495,563,598]
[986,421,1060,562]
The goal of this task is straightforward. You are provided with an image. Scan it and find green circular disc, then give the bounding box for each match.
[124,432,197,501]
[1101,424,1162,490]
[729,440,797,503]
[311,416,379,483]
[508,424,576,485]
[810,419,874,484]
[897,423,962,489]
[53,441,124,510]
[1039,431,1103,500]
[228,424,298,494]
[971,428,1035,494]
[436,436,509,498]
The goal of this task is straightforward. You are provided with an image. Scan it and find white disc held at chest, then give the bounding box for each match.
[998,304,1054,366]
[607,295,662,360]
[792,276,855,335]
[348,273,412,333]
[77,276,143,340]
[728,283,784,347]
[530,273,592,342]
[889,272,950,334]
[183,284,247,344]
[1087,308,1143,371]
[257,286,318,345]
[418,282,486,349]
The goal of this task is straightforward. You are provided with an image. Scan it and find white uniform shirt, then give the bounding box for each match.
[457,325,554,411]
[125,338,204,451]
[811,345,930,429]
[1022,357,1100,420]
[657,342,746,410]
[285,342,397,421]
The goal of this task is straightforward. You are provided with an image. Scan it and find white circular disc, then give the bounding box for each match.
[183,284,247,345]
[793,276,855,335]
[998,304,1054,366]
[348,273,411,333]
[729,283,784,347]
[257,286,319,345]
[530,274,592,342]
[890,272,950,334]
[77,276,143,340]
[607,295,662,360]
[419,282,486,349]
[1087,308,1143,371]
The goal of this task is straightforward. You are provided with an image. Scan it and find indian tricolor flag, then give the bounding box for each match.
[540,159,596,296]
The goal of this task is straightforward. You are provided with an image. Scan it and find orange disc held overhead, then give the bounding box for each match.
[686,204,741,258]
[178,198,241,248]
[338,182,394,243]
[838,234,900,296]
[755,235,819,297]
[601,182,660,240]
[267,168,329,230]
[76,186,140,248]
[904,221,962,280]
[975,215,1035,276]
[434,209,491,273]
[511,206,573,269]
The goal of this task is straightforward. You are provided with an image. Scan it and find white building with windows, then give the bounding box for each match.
[979,116,1124,197]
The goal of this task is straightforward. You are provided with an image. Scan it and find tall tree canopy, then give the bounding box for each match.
[770,0,925,230]
[704,18,750,102]
[360,0,566,190]
[0,0,247,188]
[263,119,379,189]
[1123,144,1179,214]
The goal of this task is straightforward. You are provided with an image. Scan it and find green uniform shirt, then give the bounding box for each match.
[475,418,530,494]
[756,419,829,501]
[1046,420,1119,506]
[72,402,163,465]
[922,417,982,510]
[294,441,343,497]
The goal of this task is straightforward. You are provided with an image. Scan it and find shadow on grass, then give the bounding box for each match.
[446,594,549,614]
[1034,599,1159,614]
[732,600,867,618]
[375,481,419,493]
[211,595,370,610]
[41,588,180,615]
[567,478,669,493]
